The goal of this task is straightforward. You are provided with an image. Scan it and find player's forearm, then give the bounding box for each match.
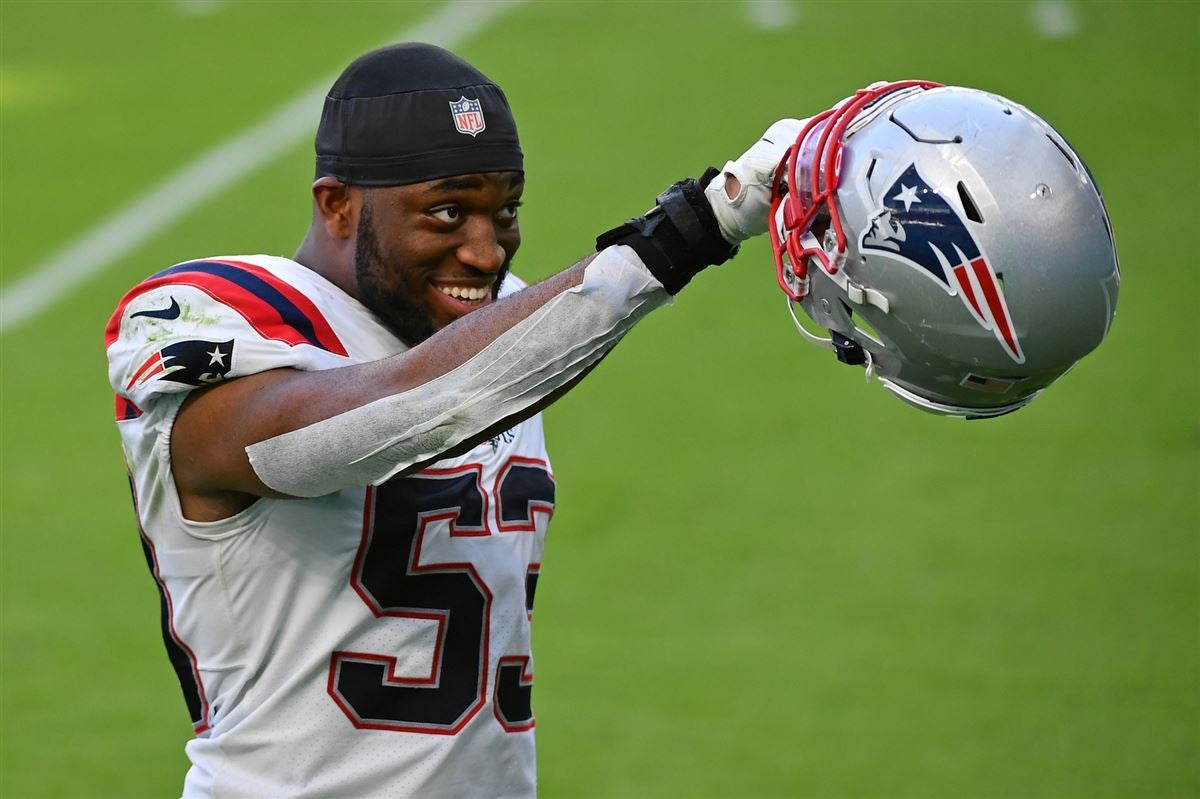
[407,358,604,473]
[242,246,667,497]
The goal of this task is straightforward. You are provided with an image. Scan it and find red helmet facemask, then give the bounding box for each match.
[768,80,943,301]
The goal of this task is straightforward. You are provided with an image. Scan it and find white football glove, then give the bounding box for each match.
[705,118,806,244]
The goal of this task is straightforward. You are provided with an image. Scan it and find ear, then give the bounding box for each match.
[311,177,360,239]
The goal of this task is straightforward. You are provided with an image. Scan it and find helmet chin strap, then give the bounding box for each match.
[785,297,877,383]
[785,296,832,350]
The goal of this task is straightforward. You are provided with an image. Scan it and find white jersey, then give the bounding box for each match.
[105,255,553,798]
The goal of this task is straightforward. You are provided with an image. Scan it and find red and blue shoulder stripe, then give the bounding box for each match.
[105,259,348,356]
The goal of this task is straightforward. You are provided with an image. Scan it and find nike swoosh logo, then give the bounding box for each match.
[131,297,181,320]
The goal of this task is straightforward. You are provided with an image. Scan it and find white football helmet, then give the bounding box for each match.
[769,81,1120,418]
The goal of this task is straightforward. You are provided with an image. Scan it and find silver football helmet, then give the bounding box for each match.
[769,81,1120,418]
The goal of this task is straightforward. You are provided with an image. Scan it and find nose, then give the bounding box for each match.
[456,217,507,273]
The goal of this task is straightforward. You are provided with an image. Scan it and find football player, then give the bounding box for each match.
[106,42,794,798]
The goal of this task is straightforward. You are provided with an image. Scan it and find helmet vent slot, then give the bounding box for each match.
[957,182,984,223]
[865,158,878,181]
[1047,134,1078,170]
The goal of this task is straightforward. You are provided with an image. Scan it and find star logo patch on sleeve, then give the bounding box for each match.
[126,339,235,390]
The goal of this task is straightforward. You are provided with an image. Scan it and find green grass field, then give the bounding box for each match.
[2,1,1197,797]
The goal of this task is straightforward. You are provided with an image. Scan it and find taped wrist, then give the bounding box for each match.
[245,246,669,498]
[595,167,739,294]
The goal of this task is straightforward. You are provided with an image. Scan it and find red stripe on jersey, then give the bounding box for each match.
[208,259,347,355]
[105,260,347,356]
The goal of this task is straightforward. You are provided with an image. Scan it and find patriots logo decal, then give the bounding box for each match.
[860,164,1024,363]
[126,339,234,390]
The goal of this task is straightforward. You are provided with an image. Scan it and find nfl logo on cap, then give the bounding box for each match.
[449,96,486,137]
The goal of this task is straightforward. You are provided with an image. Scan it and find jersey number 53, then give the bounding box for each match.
[328,459,554,734]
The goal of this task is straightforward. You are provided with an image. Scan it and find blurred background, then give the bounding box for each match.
[1,1,1196,796]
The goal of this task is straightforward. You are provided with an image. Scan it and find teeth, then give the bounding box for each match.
[439,285,489,301]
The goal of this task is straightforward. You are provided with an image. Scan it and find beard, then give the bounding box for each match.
[354,201,437,347]
[354,199,511,348]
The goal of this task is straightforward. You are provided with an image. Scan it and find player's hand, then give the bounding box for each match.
[705,118,805,244]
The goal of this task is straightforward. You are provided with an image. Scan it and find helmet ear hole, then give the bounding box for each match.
[838,300,883,344]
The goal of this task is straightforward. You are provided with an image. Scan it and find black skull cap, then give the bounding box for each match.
[315,42,522,186]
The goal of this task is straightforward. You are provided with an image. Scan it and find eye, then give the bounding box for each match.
[497,201,522,224]
[430,206,461,223]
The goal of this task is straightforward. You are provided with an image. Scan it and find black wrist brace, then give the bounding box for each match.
[595,167,739,295]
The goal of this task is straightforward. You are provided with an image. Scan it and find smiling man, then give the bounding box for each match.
[105,43,794,798]
[341,170,524,345]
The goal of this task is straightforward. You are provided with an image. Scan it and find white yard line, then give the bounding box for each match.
[743,0,799,30]
[1030,0,1080,38]
[0,0,525,335]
